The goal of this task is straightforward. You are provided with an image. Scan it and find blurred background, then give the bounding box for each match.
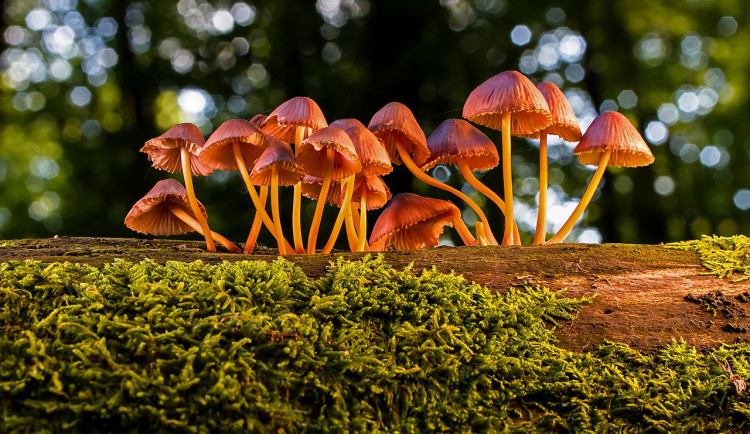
[0,0,748,246]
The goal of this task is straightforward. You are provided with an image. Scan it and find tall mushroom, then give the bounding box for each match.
[125,179,241,253]
[249,143,305,255]
[546,111,654,244]
[368,102,490,246]
[463,71,552,245]
[526,82,582,245]
[369,192,475,251]
[140,123,216,251]
[297,126,361,253]
[262,96,328,253]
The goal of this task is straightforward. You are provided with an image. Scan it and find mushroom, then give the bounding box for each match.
[463,71,552,245]
[368,102,490,246]
[140,123,216,251]
[249,143,305,255]
[526,82,582,245]
[125,179,241,253]
[369,193,475,251]
[297,126,361,253]
[262,96,328,253]
[199,118,292,253]
[546,111,654,244]
[349,175,391,251]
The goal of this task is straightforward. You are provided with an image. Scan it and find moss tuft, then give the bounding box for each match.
[666,235,750,281]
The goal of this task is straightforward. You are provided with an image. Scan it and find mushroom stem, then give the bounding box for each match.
[344,206,359,251]
[357,189,368,252]
[243,186,268,254]
[546,149,612,244]
[533,133,549,245]
[351,206,369,250]
[291,126,307,253]
[452,214,477,246]
[322,174,356,254]
[167,203,241,253]
[396,142,489,245]
[180,147,216,252]
[307,147,335,254]
[232,142,293,252]
[500,111,515,246]
[270,167,287,255]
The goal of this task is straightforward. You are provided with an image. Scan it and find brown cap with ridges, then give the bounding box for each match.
[343,125,392,176]
[526,82,581,142]
[297,126,361,181]
[124,179,206,236]
[249,144,305,186]
[200,119,286,171]
[261,96,327,143]
[368,102,430,166]
[422,119,499,171]
[573,111,654,167]
[140,123,213,176]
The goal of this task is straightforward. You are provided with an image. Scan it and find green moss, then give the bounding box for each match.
[1,255,749,432]
[666,235,750,281]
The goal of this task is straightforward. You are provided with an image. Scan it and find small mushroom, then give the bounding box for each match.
[125,179,241,253]
[546,111,654,244]
[140,123,216,251]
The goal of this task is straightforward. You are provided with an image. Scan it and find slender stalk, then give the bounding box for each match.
[546,150,612,244]
[180,147,215,251]
[307,148,335,253]
[167,204,241,253]
[344,206,359,251]
[270,167,286,255]
[357,189,368,252]
[351,206,369,250]
[322,175,355,254]
[452,214,476,246]
[533,133,549,245]
[291,127,306,253]
[500,112,514,246]
[243,186,267,254]
[396,142,482,246]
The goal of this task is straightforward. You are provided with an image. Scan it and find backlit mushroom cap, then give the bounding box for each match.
[573,111,655,167]
[249,114,267,126]
[125,179,207,236]
[369,192,459,251]
[343,125,392,176]
[330,118,367,131]
[351,175,391,210]
[261,96,328,143]
[463,70,551,136]
[140,123,213,175]
[297,126,361,181]
[301,175,345,206]
[525,82,581,142]
[249,143,305,186]
[199,119,286,171]
[368,102,430,166]
[422,119,499,171]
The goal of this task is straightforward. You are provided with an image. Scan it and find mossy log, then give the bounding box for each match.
[2,236,748,353]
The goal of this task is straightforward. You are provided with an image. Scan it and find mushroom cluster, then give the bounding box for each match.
[126,70,654,254]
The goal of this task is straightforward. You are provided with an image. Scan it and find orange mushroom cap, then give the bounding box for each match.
[249,143,305,186]
[367,102,430,166]
[525,82,582,142]
[351,175,391,210]
[369,192,459,251]
[330,118,367,131]
[125,179,207,236]
[199,119,287,171]
[297,126,361,181]
[249,114,267,126]
[261,96,328,143]
[342,125,392,176]
[301,175,345,206]
[463,70,552,136]
[422,119,499,171]
[140,123,213,175]
[573,111,655,167]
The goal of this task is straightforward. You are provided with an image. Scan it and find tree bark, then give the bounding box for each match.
[3,237,748,353]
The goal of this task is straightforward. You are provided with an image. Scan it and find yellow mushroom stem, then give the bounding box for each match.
[244,186,268,254]
[322,174,356,254]
[307,147,336,254]
[456,160,520,245]
[232,143,293,252]
[546,149,612,244]
[452,213,477,247]
[396,142,482,246]
[356,189,368,252]
[291,126,308,253]
[180,147,216,252]
[500,111,515,246]
[167,203,241,253]
[344,206,359,251]
[351,206,369,251]
[270,166,287,255]
[533,133,549,245]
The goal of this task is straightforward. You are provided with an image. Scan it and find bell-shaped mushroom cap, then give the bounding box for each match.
[301,175,345,206]
[140,123,213,176]
[369,193,459,251]
[330,118,367,131]
[351,175,391,210]
[249,143,305,186]
[463,70,551,136]
[125,179,207,236]
[573,111,655,167]
[249,114,267,126]
[261,96,328,143]
[525,82,581,142]
[343,125,392,176]
[422,119,499,171]
[297,126,362,181]
[200,119,286,171]
[367,102,430,167]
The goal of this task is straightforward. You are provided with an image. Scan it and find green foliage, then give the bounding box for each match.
[666,234,750,281]
[1,255,749,432]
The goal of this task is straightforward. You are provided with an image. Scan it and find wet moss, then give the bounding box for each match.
[666,235,750,282]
